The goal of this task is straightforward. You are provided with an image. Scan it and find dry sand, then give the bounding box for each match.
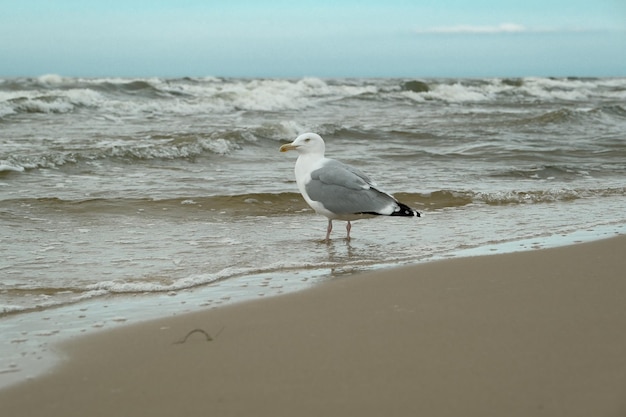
[1,236,625,417]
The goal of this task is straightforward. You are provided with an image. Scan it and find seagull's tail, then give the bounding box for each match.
[392,202,421,217]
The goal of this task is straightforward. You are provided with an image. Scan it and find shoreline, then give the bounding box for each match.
[0,224,623,391]
[1,234,625,416]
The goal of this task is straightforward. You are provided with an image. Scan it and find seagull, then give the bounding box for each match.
[280,133,420,241]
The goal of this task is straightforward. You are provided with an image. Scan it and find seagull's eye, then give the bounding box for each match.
[304,138,311,142]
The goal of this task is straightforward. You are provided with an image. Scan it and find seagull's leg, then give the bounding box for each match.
[346,221,351,241]
[325,219,333,242]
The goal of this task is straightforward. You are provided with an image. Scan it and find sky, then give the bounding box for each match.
[1,0,625,78]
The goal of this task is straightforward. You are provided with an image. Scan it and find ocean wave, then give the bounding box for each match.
[518,108,581,125]
[0,76,378,117]
[397,77,626,104]
[499,157,624,178]
[392,187,624,207]
[490,164,594,180]
[0,257,392,317]
[591,104,626,120]
[105,135,243,159]
[0,133,255,172]
[0,160,25,173]
[2,77,625,119]
[0,152,85,172]
[0,122,340,173]
[4,187,623,220]
[501,103,626,130]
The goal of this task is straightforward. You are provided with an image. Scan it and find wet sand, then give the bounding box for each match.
[1,235,625,417]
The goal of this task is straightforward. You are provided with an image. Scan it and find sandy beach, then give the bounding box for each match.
[1,235,625,417]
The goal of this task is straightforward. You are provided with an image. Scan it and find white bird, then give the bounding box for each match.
[280,133,420,241]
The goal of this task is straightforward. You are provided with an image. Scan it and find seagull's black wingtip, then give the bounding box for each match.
[392,202,421,217]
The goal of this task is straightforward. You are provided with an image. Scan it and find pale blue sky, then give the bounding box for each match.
[1,0,625,78]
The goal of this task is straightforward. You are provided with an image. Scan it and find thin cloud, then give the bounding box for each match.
[415,23,527,34]
[414,23,608,35]
[412,23,600,35]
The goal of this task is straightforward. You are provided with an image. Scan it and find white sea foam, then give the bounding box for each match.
[82,264,291,295]
[37,74,65,84]
[428,83,493,102]
[0,161,25,172]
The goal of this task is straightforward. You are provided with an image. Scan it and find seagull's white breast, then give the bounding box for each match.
[294,156,340,218]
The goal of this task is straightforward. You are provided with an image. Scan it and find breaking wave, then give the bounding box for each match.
[2,76,626,119]
[0,131,265,172]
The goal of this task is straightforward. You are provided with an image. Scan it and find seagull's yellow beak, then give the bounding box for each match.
[279,143,298,152]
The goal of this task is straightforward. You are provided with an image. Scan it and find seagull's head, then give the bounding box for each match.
[280,133,325,155]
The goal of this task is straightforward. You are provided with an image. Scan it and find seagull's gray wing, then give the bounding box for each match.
[305,160,396,215]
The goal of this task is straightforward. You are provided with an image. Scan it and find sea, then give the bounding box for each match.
[1,75,625,387]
